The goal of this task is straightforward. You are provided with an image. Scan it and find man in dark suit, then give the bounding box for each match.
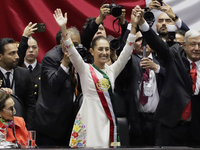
[115,31,165,146]
[35,27,80,147]
[0,37,35,130]
[135,5,200,146]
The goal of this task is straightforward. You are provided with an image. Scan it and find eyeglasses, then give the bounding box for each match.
[3,106,16,115]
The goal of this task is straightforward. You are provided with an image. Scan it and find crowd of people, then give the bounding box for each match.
[0,0,200,148]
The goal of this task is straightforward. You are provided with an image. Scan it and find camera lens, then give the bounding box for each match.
[110,39,120,50]
[144,11,155,27]
[111,7,122,18]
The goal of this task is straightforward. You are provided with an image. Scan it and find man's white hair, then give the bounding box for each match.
[184,30,200,43]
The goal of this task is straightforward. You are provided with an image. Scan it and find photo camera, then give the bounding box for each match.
[104,0,123,18]
[105,3,122,18]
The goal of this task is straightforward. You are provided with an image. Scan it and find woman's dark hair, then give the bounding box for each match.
[82,17,104,33]
[91,36,109,50]
[29,36,39,46]
[0,90,10,111]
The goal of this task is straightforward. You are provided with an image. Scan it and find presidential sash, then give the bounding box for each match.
[89,64,120,147]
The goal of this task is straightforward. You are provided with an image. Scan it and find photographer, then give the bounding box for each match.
[147,0,189,41]
[81,3,128,64]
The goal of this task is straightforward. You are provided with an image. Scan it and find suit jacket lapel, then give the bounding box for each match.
[31,62,41,78]
[181,51,193,94]
[0,71,5,87]
[134,54,143,76]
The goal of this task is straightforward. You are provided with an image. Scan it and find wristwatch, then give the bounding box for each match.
[172,14,179,21]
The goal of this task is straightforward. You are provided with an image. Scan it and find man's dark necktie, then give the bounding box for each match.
[140,69,149,105]
[28,65,33,73]
[5,72,11,88]
[71,67,79,96]
[182,62,197,120]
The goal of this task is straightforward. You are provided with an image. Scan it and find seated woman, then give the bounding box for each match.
[0,90,33,147]
[53,8,141,148]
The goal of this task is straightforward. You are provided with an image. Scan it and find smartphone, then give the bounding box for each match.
[34,23,45,32]
[157,0,163,6]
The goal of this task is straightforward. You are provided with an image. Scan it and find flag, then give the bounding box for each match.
[0,0,200,62]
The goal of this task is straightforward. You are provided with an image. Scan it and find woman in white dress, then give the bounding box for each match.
[53,6,142,148]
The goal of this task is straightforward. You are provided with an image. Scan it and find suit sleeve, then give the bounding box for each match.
[111,34,136,79]
[24,71,36,130]
[18,36,28,66]
[41,53,72,93]
[81,21,99,50]
[142,28,172,63]
[180,21,190,31]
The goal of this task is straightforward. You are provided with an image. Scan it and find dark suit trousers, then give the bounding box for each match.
[156,122,193,147]
[36,130,71,148]
[130,113,159,146]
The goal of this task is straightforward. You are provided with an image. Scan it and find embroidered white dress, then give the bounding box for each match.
[64,34,136,148]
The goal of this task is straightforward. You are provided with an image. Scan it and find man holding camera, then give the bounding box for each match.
[148,0,189,41]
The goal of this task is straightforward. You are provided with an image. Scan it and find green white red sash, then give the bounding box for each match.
[89,64,120,147]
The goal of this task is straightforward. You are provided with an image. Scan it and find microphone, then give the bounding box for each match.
[10,106,18,148]
[142,39,147,58]
[142,39,147,73]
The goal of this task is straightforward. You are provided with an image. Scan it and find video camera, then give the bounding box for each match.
[75,44,92,63]
[166,25,177,47]
[143,7,155,27]
[107,35,120,51]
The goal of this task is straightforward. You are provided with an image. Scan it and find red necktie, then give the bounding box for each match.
[182,62,197,120]
[140,69,149,105]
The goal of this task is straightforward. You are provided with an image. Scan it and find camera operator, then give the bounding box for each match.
[81,3,128,65]
[147,0,189,41]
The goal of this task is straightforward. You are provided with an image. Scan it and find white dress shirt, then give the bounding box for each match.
[136,53,160,113]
